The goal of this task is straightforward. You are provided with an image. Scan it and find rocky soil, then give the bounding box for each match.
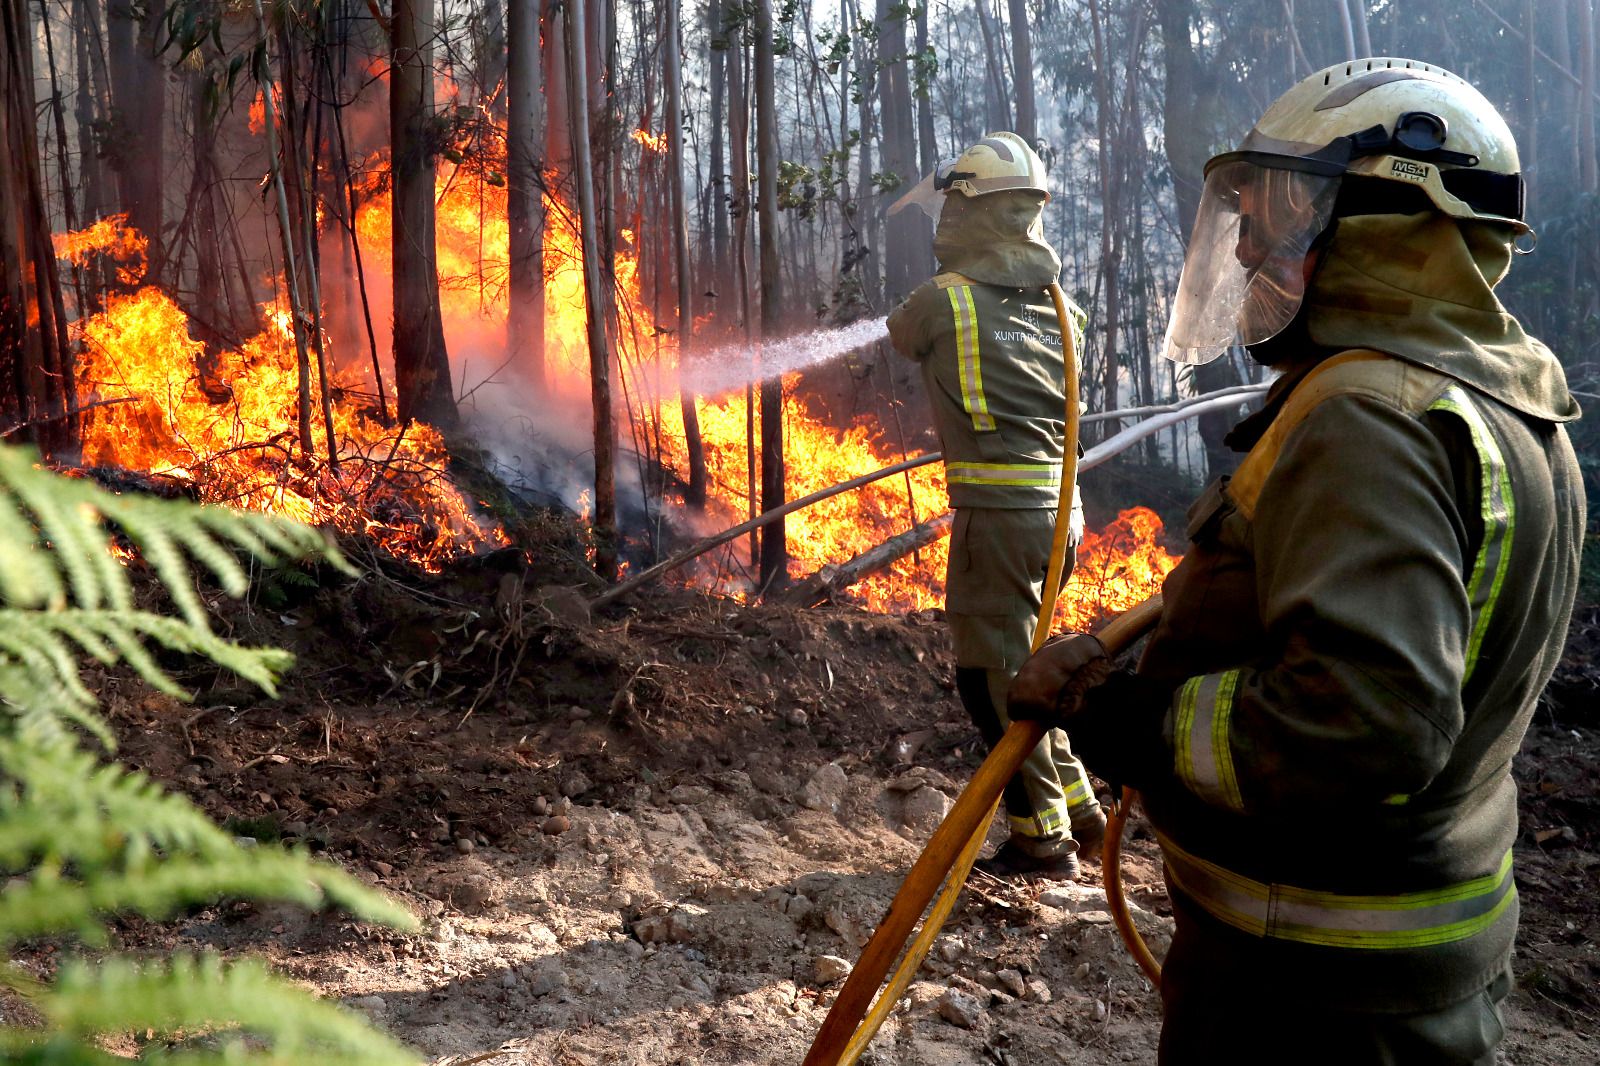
[69,552,1600,1065]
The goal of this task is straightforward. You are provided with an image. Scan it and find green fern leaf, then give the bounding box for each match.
[38,954,418,1064]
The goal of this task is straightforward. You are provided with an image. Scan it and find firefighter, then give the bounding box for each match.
[885,132,1102,881]
[1009,60,1586,1062]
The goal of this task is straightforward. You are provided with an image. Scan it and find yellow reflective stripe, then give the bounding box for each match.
[946,285,994,432]
[945,461,1061,487]
[1009,803,1068,838]
[1158,834,1518,950]
[1427,387,1515,685]
[1062,772,1095,812]
[1173,671,1245,813]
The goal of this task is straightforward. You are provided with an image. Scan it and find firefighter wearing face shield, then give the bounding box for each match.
[885,132,1101,882]
[1007,62,1585,1062]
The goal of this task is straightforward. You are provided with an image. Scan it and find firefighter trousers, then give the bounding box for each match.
[946,507,1101,857]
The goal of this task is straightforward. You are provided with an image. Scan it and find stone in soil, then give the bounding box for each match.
[936,987,985,1029]
[799,762,848,813]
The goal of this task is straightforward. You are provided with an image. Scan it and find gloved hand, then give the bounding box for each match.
[1007,632,1115,725]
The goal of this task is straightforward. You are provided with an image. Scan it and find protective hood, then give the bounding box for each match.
[933,190,1061,289]
[1302,212,1578,423]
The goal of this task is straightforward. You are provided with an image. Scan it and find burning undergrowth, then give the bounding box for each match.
[60,216,508,573]
[53,114,1179,621]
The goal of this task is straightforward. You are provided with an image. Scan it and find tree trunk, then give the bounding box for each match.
[543,0,571,191]
[974,0,1012,132]
[1157,0,1236,479]
[72,0,112,224]
[106,0,164,267]
[728,29,756,560]
[666,0,707,508]
[1007,0,1036,142]
[507,0,546,393]
[1088,0,1121,435]
[477,0,508,110]
[1351,0,1372,56]
[565,0,617,579]
[390,0,460,429]
[708,0,729,294]
[914,2,938,174]
[755,0,787,590]
[250,0,318,458]
[1335,0,1356,59]
[877,0,928,302]
[851,0,879,309]
[1579,0,1598,192]
[2,0,72,448]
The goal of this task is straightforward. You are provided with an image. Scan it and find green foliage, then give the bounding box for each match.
[0,445,417,1064]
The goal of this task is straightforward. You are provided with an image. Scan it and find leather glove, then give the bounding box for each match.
[1007,632,1115,725]
[1067,670,1173,795]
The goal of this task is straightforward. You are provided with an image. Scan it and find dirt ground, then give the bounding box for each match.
[72,546,1600,1065]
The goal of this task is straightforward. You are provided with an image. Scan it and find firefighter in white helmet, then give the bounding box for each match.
[1009,60,1584,1062]
[886,132,1101,881]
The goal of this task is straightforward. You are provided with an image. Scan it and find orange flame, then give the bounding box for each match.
[51,213,147,285]
[631,128,669,152]
[63,219,506,571]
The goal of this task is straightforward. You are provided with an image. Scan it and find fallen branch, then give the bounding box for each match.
[591,387,1268,608]
[778,513,954,608]
[1,396,137,439]
[590,454,939,610]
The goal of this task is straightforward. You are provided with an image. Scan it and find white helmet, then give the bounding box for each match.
[1164,59,1527,365]
[888,131,1050,220]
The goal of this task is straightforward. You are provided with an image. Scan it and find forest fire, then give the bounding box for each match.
[58,119,1176,618]
[65,217,507,571]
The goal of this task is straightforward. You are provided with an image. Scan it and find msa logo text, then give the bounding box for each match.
[1390,159,1430,184]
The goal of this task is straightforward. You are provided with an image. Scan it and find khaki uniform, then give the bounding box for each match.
[887,192,1096,856]
[1134,214,1584,1060]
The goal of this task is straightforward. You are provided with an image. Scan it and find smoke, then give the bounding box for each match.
[677,318,890,399]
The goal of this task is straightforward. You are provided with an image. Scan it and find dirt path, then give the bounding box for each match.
[95,574,1598,1064]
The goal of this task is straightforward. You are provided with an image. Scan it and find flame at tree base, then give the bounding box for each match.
[68,279,507,571]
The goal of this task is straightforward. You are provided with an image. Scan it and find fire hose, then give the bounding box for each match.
[801,284,1165,1066]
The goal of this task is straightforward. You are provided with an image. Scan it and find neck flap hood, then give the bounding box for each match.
[1303,212,1579,423]
[933,190,1062,289]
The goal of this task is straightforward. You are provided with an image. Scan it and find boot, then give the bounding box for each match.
[974,839,1080,882]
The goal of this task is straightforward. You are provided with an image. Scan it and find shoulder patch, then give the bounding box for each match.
[1229,349,1451,518]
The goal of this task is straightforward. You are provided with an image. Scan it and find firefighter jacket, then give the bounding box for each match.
[1136,211,1585,1013]
[886,191,1088,510]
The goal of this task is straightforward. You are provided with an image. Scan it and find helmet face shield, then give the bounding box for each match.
[1162,158,1342,365]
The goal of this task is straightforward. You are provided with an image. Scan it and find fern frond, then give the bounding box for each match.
[0,487,64,609]
[0,446,354,627]
[0,736,234,869]
[40,954,419,1065]
[0,608,295,720]
[0,844,414,945]
[0,1034,125,1065]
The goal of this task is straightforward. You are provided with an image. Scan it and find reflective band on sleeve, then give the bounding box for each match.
[946,285,995,432]
[1172,671,1246,814]
[1427,387,1515,685]
[1158,833,1517,950]
[945,461,1062,487]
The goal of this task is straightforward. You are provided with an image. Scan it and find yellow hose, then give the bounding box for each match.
[822,283,1088,1065]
